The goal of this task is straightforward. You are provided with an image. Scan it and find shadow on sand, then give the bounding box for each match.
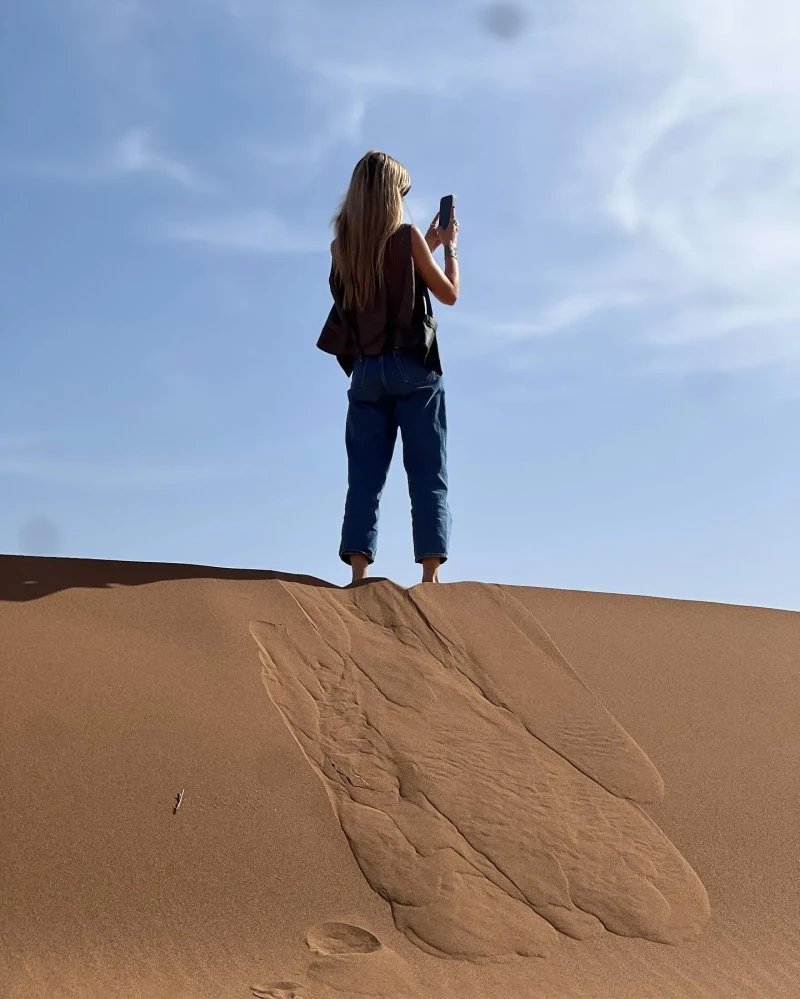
[0,554,340,603]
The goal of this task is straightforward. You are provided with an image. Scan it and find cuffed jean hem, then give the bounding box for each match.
[340,549,375,566]
[415,552,448,564]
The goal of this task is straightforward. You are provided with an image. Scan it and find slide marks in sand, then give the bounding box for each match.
[250,580,710,963]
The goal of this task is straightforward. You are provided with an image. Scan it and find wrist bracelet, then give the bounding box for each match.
[444,244,458,259]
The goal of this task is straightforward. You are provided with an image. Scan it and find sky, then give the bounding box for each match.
[1,0,799,609]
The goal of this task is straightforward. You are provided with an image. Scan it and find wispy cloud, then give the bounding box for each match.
[451,290,643,347]
[25,0,800,372]
[0,428,285,490]
[0,428,236,491]
[256,98,367,169]
[227,0,553,98]
[0,453,242,490]
[10,128,210,192]
[559,0,800,369]
[224,0,800,373]
[111,128,210,190]
[162,209,326,253]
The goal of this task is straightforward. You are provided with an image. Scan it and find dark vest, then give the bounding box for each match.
[317,224,442,377]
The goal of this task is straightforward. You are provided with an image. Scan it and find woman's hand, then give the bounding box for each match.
[425,213,441,252]
[437,207,458,249]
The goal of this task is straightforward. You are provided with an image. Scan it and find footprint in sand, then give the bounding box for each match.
[256,925,413,999]
[250,983,304,999]
[305,923,417,997]
[306,922,382,956]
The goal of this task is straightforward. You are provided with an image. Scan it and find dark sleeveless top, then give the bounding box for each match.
[317,224,442,377]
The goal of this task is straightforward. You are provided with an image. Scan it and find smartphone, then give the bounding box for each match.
[439,194,455,230]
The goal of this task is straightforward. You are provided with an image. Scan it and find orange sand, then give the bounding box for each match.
[1,555,798,998]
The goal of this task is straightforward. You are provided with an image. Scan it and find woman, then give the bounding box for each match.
[317,150,459,586]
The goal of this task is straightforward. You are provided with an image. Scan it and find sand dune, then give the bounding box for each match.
[1,555,799,998]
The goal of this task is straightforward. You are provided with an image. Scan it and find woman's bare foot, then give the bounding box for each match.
[349,554,370,585]
[420,557,442,584]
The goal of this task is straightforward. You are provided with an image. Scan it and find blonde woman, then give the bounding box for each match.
[318,151,459,585]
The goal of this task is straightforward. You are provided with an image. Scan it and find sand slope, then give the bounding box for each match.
[252,581,708,960]
[1,555,799,999]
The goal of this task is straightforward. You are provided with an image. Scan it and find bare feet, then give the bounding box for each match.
[349,554,442,585]
[349,554,370,585]
[420,557,442,584]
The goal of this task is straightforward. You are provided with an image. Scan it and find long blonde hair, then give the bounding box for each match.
[332,150,411,312]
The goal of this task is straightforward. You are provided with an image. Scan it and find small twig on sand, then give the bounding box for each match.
[328,758,370,789]
[173,789,184,815]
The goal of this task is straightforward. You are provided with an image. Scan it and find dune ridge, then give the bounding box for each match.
[2,554,799,999]
[251,579,710,962]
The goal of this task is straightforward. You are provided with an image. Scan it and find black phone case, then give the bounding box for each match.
[439,195,454,229]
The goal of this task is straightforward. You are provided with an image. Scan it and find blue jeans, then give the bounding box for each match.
[340,350,451,565]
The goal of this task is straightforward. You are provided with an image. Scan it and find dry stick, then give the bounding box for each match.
[173,789,184,815]
[328,758,370,789]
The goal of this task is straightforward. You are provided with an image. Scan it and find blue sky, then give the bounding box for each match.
[2,0,799,609]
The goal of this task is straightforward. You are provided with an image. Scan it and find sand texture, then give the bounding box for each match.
[1,555,799,998]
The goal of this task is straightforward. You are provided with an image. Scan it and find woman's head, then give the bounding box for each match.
[332,150,411,312]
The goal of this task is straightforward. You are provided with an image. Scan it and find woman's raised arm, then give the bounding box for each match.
[410,224,459,306]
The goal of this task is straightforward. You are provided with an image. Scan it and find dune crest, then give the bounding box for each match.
[250,579,710,962]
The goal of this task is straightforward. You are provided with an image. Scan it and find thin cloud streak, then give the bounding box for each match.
[227,0,800,372]
[8,129,211,192]
[257,97,367,168]
[111,128,211,191]
[0,455,251,490]
[162,209,327,253]
[451,290,643,345]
